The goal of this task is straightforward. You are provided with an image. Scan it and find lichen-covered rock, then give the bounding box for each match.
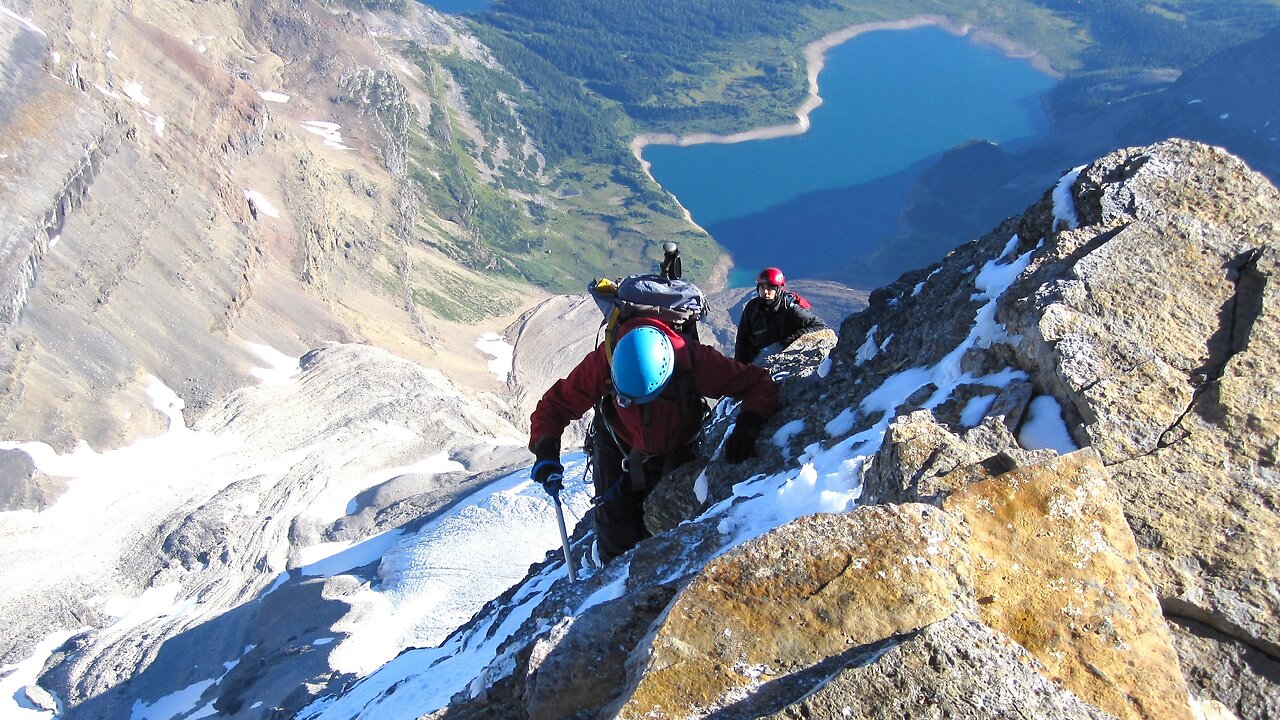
[614,505,973,719]
[944,448,1192,720]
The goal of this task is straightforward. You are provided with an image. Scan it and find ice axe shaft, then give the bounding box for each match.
[549,476,578,583]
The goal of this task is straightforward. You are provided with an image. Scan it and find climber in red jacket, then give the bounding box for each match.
[529,316,779,563]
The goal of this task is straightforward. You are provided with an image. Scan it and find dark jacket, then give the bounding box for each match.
[530,318,779,457]
[734,292,826,364]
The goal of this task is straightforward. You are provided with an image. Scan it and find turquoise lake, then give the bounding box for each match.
[643,25,1057,288]
[418,0,490,13]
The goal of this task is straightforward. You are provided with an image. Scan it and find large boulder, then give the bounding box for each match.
[614,505,974,719]
[944,449,1191,720]
[997,140,1280,699]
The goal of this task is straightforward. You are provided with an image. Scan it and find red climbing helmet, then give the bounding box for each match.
[756,267,786,288]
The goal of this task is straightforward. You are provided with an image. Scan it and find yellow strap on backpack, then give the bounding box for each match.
[603,307,622,366]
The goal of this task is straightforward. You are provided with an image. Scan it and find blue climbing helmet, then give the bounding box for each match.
[611,325,675,406]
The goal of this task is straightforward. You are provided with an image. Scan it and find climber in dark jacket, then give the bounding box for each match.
[734,267,827,364]
[529,317,780,563]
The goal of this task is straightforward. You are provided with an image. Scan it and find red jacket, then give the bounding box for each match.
[530,318,780,456]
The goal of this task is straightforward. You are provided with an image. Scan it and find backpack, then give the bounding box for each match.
[588,273,705,365]
[785,289,811,310]
[586,267,711,459]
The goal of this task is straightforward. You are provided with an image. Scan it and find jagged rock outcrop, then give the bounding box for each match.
[999,143,1280,666]
[405,140,1278,720]
[615,505,974,718]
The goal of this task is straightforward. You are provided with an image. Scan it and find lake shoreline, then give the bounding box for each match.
[630,13,1056,287]
[629,14,1056,163]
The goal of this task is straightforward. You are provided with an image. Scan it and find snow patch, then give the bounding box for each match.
[824,408,857,437]
[297,530,406,578]
[960,394,996,428]
[912,268,941,296]
[245,341,300,385]
[100,583,184,629]
[854,325,879,365]
[244,189,281,219]
[302,121,353,151]
[693,468,710,503]
[771,419,805,449]
[123,81,151,106]
[258,90,290,103]
[475,333,514,382]
[145,376,187,432]
[1052,167,1085,230]
[1017,395,1078,454]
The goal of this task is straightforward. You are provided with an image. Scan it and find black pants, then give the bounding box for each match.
[591,414,694,563]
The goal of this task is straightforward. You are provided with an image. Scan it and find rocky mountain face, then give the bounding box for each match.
[373,139,1275,720]
[0,0,552,463]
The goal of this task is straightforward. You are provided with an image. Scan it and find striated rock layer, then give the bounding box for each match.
[0,0,538,462]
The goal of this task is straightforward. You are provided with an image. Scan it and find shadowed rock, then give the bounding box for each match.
[762,615,1120,720]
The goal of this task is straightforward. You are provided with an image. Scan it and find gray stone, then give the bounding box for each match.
[1000,140,1280,663]
[0,448,67,511]
[762,615,1120,720]
[1168,616,1280,720]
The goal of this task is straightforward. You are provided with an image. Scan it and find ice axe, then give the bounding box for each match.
[547,475,578,583]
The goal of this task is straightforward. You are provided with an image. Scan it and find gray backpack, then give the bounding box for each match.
[588,273,705,339]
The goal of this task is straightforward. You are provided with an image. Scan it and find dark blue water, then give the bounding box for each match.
[643,26,1056,288]
[418,0,490,13]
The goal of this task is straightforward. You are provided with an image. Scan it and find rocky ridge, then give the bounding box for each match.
[372,139,1277,720]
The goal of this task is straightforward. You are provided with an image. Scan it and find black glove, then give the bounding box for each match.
[724,411,765,464]
[532,459,564,494]
[531,436,564,495]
